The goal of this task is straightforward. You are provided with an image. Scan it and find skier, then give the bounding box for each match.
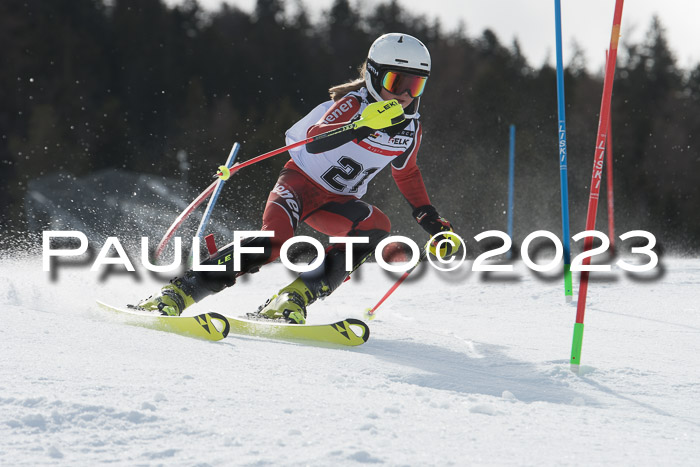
[138,33,461,323]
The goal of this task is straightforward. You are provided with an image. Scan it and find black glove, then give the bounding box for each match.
[413,205,460,258]
[413,205,453,236]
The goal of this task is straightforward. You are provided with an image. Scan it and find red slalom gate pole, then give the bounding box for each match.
[606,110,616,252]
[604,50,617,252]
[570,0,624,372]
[154,101,405,259]
[154,137,319,259]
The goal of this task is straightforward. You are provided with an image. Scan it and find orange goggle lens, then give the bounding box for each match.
[381,71,427,98]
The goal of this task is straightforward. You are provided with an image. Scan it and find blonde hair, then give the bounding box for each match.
[328,62,367,101]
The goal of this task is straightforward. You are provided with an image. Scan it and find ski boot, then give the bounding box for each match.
[137,272,205,316]
[254,278,318,324]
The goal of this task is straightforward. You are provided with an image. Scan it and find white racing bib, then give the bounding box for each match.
[286,88,420,198]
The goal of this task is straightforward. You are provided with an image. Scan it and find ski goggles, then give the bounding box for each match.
[381,71,428,98]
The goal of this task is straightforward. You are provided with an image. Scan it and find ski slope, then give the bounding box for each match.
[1,252,698,465]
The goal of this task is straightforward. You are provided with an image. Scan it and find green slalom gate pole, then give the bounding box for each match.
[570,0,624,372]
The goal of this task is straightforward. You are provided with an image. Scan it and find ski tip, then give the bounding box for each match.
[344,318,371,343]
[207,312,231,339]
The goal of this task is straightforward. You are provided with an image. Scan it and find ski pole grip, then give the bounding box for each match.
[354,100,404,130]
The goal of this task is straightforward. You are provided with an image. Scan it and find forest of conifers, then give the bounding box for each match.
[1,0,698,254]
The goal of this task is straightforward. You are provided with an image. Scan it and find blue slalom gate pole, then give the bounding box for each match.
[195,142,241,240]
[507,124,516,259]
[554,0,574,301]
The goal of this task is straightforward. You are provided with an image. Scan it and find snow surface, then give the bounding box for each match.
[1,252,699,465]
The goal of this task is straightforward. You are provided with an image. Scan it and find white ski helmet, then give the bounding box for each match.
[364,33,431,118]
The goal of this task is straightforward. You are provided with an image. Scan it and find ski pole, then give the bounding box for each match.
[213,99,404,179]
[155,100,405,259]
[365,244,428,320]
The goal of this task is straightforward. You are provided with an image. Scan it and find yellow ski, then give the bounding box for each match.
[97,301,229,341]
[97,302,369,346]
[223,315,370,347]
